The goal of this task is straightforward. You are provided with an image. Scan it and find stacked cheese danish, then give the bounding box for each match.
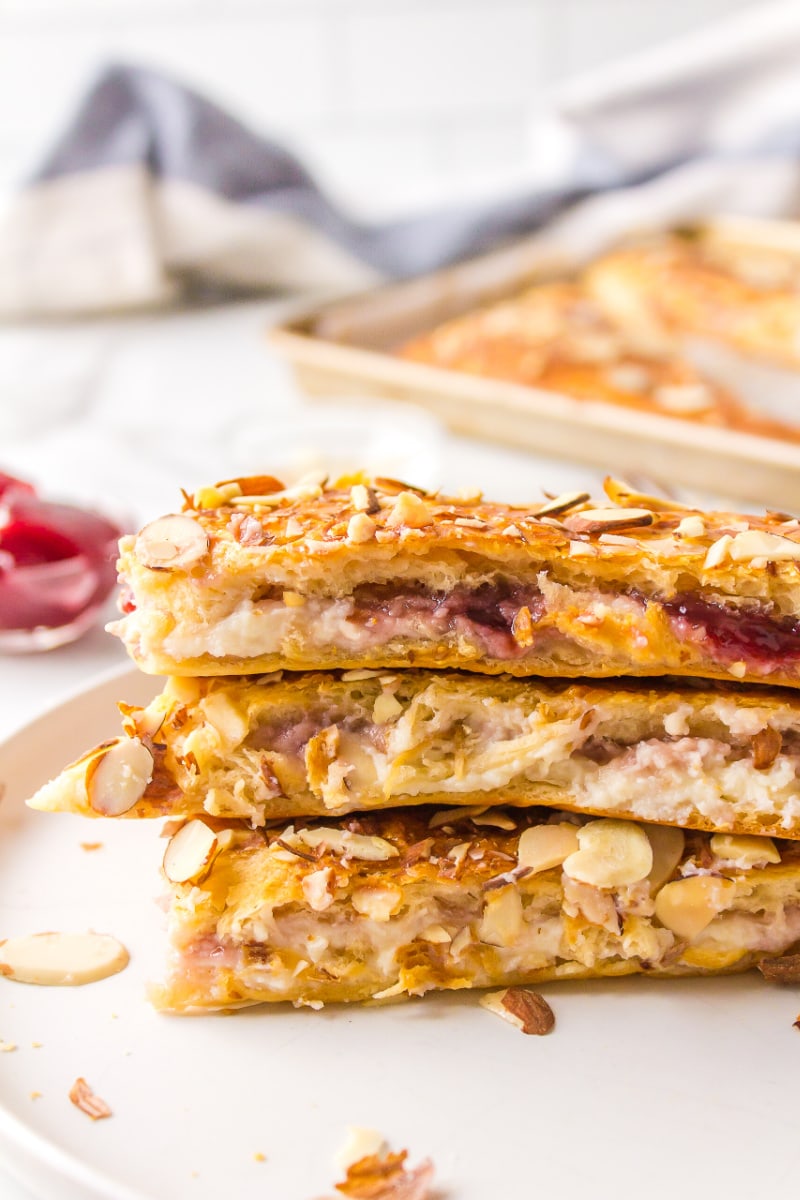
[31,473,800,1011]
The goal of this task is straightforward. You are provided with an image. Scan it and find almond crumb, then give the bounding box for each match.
[31,1041,42,1049]
[69,1077,112,1120]
[0,1041,16,1052]
[30,1091,42,1100]
[80,842,103,852]
[253,1152,266,1163]
[333,1143,435,1199]
[385,491,431,530]
[347,513,376,544]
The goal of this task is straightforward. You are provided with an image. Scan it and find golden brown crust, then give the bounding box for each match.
[29,671,800,839]
[399,279,793,439]
[154,807,800,1011]
[585,233,800,369]
[111,474,800,686]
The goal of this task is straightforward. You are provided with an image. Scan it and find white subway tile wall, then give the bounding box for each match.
[0,0,761,214]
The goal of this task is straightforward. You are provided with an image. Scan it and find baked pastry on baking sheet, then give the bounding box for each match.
[398,279,800,442]
[29,671,800,839]
[109,473,800,687]
[585,223,800,370]
[152,807,800,1012]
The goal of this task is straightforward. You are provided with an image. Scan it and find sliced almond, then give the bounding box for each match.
[293,827,398,862]
[350,484,380,515]
[479,987,555,1035]
[87,738,153,816]
[757,952,800,983]
[709,833,781,869]
[653,383,713,413]
[69,1077,112,1121]
[163,820,219,884]
[703,534,733,570]
[472,811,517,831]
[676,515,706,539]
[654,875,737,940]
[566,507,654,535]
[728,529,800,562]
[134,514,208,571]
[517,823,579,874]
[752,727,783,770]
[478,887,523,947]
[535,491,590,518]
[347,512,376,544]
[384,491,432,530]
[0,932,128,986]
[603,477,686,513]
[301,867,335,912]
[419,925,451,944]
[562,819,653,888]
[644,824,685,891]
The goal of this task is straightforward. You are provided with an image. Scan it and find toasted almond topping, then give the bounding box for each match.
[511,605,534,648]
[536,491,590,518]
[0,932,128,987]
[728,661,747,678]
[282,590,306,607]
[352,885,403,921]
[654,875,736,939]
[293,827,399,862]
[480,987,555,1035]
[428,804,487,829]
[503,523,523,537]
[372,691,403,724]
[302,867,335,912]
[752,727,783,770]
[758,952,800,983]
[563,819,653,888]
[471,811,517,831]
[676,515,706,538]
[603,477,686,512]
[449,927,473,957]
[86,738,153,816]
[341,669,383,681]
[643,824,685,891]
[728,528,800,562]
[163,820,218,884]
[385,491,432,530]
[567,507,654,535]
[478,887,523,947]
[347,512,377,543]
[69,1077,111,1121]
[335,1127,389,1174]
[350,484,380,514]
[709,833,780,869]
[284,515,303,538]
[134,514,208,570]
[447,841,471,868]
[517,823,580,874]
[703,534,733,569]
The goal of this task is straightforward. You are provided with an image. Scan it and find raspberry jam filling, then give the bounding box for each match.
[664,593,800,669]
[350,581,545,659]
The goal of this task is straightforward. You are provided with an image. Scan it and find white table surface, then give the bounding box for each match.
[0,297,611,1200]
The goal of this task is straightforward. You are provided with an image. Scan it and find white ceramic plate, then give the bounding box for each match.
[2,668,800,1200]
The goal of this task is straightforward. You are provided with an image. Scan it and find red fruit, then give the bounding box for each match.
[0,471,36,501]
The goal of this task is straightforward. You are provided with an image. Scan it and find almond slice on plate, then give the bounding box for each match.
[0,932,129,986]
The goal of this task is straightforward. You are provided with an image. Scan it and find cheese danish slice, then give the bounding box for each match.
[153,808,800,1013]
[109,474,800,687]
[29,672,800,839]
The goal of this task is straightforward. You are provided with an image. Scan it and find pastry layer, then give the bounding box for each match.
[29,672,800,838]
[399,279,796,440]
[110,474,800,686]
[586,228,800,368]
[153,808,800,1012]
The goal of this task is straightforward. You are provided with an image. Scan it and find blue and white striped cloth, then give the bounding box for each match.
[2,0,800,317]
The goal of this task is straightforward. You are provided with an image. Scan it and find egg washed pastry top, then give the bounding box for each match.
[585,229,800,369]
[29,671,800,839]
[398,280,800,443]
[153,806,800,1012]
[110,474,800,687]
